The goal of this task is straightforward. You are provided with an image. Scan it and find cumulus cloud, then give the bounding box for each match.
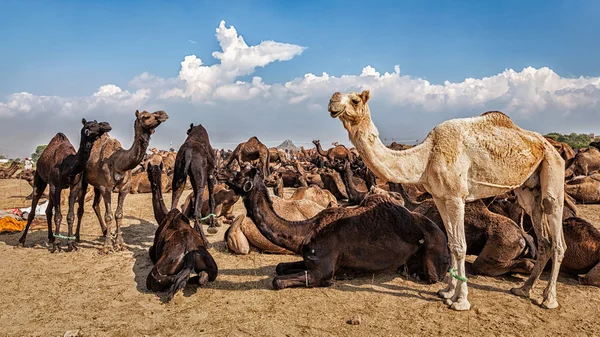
[1,20,600,158]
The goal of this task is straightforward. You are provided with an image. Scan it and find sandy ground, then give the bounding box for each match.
[1,178,599,337]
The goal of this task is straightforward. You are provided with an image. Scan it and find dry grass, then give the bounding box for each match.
[1,179,599,336]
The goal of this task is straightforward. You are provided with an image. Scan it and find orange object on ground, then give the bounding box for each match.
[0,217,26,233]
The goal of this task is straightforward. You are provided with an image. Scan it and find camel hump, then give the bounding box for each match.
[480,111,516,129]
[53,133,68,142]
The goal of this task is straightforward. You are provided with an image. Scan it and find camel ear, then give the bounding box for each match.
[135,110,140,118]
[82,118,87,125]
[360,90,370,103]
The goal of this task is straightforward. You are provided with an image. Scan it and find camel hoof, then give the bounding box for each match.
[15,242,25,249]
[438,289,455,300]
[207,226,218,234]
[541,298,559,309]
[198,272,209,286]
[50,242,61,253]
[510,287,531,298]
[101,246,112,254]
[66,241,78,252]
[449,299,471,311]
[272,278,284,290]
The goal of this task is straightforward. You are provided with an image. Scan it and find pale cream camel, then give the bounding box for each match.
[328,90,566,311]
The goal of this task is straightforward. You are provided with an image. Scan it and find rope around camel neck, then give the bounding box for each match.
[449,268,468,282]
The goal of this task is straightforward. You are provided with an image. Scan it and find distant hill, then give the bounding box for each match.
[276,140,300,151]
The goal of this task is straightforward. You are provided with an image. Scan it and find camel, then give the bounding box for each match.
[269,148,289,165]
[77,110,168,253]
[556,217,600,287]
[171,123,217,241]
[330,159,367,205]
[146,162,218,302]
[224,136,270,178]
[224,166,449,288]
[130,153,172,194]
[328,90,566,310]
[180,183,240,225]
[544,137,575,168]
[271,170,337,208]
[565,147,600,179]
[0,161,20,179]
[312,140,353,162]
[388,142,413,151]
[565,174,600,203]
[18,119,112,252]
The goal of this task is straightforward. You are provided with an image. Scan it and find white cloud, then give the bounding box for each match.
[188,39,197,44]
[1,20,600,157]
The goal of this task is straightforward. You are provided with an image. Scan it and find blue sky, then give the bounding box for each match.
[1,0,600,157]
[2,0,599,97]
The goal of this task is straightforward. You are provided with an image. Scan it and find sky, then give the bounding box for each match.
[1,0,600,158]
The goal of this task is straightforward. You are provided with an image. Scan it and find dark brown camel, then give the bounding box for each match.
[224,136,270,178]
[224,166,449,289]
[171,123,217,240]
[330,159,367,205]
[181,183,240,225]
[544,137,575,168]
[77,110,168,253]
[312,140,352,162]
[18,119,112,252]
[147,162,218,302]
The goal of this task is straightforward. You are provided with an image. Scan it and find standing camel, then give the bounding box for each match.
[312,140,353,162]
[76,110,168,253]
[17,119,112,252]
[224,136,270,178]
[171,123,217,242]
[328,90,565,311]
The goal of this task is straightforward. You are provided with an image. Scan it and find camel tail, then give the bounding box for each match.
[265,148,271,176]
[522,231,538,259]
[166,250,196,302]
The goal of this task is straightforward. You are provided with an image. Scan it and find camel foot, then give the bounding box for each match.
[101,229,108,237]
[50,241,61,253]
[510,286,531,298]
[438,288,455,300]
[198,271,209,286]
[272,278,285,290]
[100,245,112,254]
[15,241,25,249]
[449,299,471,311]
[66,241,78,252]
[207,226,218,234]
[541,298,559,309]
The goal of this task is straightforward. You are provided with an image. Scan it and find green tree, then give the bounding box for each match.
[31,145,47,162]
[544,132,592,149]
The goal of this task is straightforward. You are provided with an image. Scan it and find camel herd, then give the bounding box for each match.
[6,90,600,313]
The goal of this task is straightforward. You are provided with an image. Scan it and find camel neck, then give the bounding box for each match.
[148,167,168,225]
[315,143,327,157]
[118,124,151,172]
[243,178,315,253]
[68,136,94,179]
[346,115,432,184]
[338,163,365,203]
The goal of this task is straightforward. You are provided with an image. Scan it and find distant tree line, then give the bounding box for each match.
[545,132,594,149]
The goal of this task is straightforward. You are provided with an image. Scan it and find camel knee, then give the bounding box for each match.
[448,243,466,257]
[104,214,113,223]
[115,211,123,220]
[542,196,558,215]
[67,213,75,224]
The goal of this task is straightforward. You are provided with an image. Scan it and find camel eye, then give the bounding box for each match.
[352,98,361,104]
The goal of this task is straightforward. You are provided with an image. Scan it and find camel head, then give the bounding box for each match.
[81,119,112,147]
[222,164,261,194]
[327,90,371,125]
[312,140,320,146]
[134,110,169,134]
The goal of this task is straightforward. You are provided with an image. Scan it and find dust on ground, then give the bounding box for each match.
[1,179,599,336]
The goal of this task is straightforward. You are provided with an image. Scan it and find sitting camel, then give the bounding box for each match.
[130,154,172,194]
[180,183,240,225]
[565,147,600,179]
[544,137,575,168]
[171,123,217,241]
[271,171,337,208]
[224,136,270,178]
[224,166,449,288]
[18,119,112,252]
[559,217,600,287]
[565,174,600,204]
[146,162,218,302]
[312,140,352,162]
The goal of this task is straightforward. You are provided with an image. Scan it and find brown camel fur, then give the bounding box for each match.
[180,183,240,225]
[565,174,600,204]
[545,137,575,168]
[224,136,270,178]
[388,142,413,151]
[77,110,168,253]
[147,162,218,302]
[224,167,449,288]
[330,159,367,205]
[0,161,20,179]
[171,123,217,241]
[558,217,600,287]
[18,119,112,252]
[565,147,600,179]
[319,169,348,200]
[329,90,566,310]
[312,140,352,162]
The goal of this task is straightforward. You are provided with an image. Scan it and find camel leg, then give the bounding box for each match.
[276,261,306,275]
[100,188,113,254]
[171,177,186,210]
[75,179,88,242]
[206,174,218,231]
[273,263,334,289]
[194,249,218,283]
[17,173,47,247]
[50,186,63,253]
[113,189,128,251]
[437,197,470,311]
[582,263,600,287]
[45,197,54,247]
[192,186,210,245]
[433,198,457,300]
[91,188,107,236]
[66,185,78,252]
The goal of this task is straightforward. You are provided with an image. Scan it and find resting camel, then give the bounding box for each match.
[18,119,112,252]
[388,142,413,151]
[224,136,270,178]
[330,159,367,205]
[558,217,600,287]
[77,110,168,253]
[171,123,217,241]
[130,154,172,193]
[224,167,449,288]
[0,161,20,179]
[565,147,600,179]
[312,140,352,162]
[565,174,600,204]
[181,183,240,225]
[544,137,575,168]
[147,162,218,302]
[271,171,337,208]
[329,90,565,310]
